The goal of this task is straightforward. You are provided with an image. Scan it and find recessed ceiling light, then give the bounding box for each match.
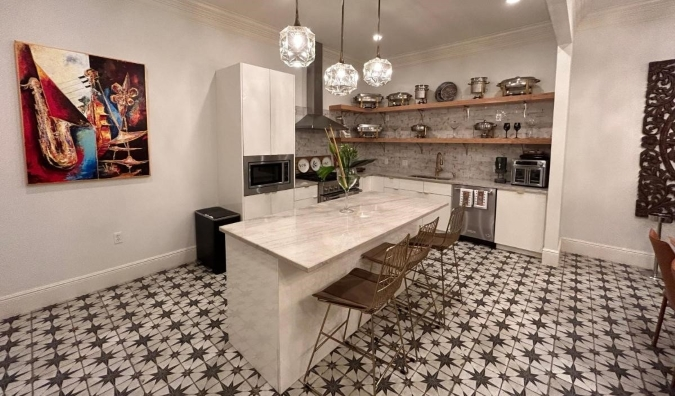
[506,0,521,4]
[373,33,382,41]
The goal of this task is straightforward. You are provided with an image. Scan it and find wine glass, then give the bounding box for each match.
[503,123,511,139]
[514,122,521,139]
[526,117,536,138]
[337,168,359,214]
[450,120,460,137]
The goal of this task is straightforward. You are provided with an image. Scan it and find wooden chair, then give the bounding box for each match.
[303,235,411,396]
[648,229,675,388]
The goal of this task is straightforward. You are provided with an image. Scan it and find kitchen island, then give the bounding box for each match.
[220,192,448,392]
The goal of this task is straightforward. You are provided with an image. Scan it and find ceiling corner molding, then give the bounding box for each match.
[142,0,361,65]
[388,22,556,68]
[580,0,675,30]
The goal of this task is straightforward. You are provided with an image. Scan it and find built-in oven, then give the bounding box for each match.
[243,154,294,196]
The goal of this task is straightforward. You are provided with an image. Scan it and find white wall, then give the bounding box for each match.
[357,38,558,100]
[0,0,316,315]
[560,7,675,267]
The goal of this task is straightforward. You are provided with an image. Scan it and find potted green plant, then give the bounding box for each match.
[318,126,375,213]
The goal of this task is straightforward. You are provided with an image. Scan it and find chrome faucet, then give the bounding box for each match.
[435,152,444,177]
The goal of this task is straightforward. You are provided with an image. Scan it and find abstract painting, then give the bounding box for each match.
[636,59,675,217]
[15,41,150,184]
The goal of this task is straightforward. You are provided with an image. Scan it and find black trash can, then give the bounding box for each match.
[195,207,241,274]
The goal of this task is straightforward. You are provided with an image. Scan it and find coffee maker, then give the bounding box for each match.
[495,157,508,183]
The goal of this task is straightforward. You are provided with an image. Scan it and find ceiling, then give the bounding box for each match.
[199,0,552,60]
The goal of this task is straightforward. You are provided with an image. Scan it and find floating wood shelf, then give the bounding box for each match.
[336,137,552,145]
[329,92,555,114]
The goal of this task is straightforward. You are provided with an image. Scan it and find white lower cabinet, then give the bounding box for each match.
[422,193,452,230]
[243,193,271,220]
[494,190,547,254]
[271,189,294,214]
[361,176,384,193]
[295,197,316,209]
[243,190,294,219]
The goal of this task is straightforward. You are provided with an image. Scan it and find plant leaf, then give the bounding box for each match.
[317,166,335,181]
[349,159,376,168]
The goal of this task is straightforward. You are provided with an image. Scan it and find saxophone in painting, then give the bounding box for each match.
[21,77,78,170]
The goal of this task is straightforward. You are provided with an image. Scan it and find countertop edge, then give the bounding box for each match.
[220,199,449,273]
[363,172,549,195]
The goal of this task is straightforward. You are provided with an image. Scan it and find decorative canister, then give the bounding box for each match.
[414,84,429,104]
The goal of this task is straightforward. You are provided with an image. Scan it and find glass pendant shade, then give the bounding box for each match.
[324,62,359,96]
[363,57,392,87]
[279,25,315,68]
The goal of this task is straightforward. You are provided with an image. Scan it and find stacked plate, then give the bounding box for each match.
[434,82,458,102]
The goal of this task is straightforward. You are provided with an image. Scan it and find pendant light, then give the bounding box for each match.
[363,0,392,87]
[324,0,358,96]
[279,0,316,68]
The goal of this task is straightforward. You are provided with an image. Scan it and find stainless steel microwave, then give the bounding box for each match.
[243,154,294,196]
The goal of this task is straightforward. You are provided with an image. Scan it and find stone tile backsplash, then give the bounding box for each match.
[294,102,553,181]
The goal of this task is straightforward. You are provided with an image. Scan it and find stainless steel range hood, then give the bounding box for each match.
[295,42,348,131]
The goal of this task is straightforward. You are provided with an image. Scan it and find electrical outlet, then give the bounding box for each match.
[402,160,409,168]
[113,232,123,245]
[383,158,389,165]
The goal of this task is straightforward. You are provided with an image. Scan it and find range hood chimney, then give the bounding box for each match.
[295,42,348,131]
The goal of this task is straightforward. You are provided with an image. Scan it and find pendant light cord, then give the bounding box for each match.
[339,0,345,63]
[294,0,301,26]
[376,0,381,58]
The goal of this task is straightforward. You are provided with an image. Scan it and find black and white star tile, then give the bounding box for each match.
[2,242,675,395]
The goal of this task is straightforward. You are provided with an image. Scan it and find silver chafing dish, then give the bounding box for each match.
[386,92,412,107]
[497,76,540,96]
[353,93,384,109]
[356,124,383,138]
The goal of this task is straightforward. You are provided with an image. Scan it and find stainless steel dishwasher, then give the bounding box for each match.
[451,185,497,242]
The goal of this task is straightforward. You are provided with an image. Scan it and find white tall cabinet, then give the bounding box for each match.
[216,63,295,220]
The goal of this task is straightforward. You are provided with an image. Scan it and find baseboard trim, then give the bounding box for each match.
[541,248,560,267]
[0,247,196,320]
[496,244,542,259]
[560,238,652,269]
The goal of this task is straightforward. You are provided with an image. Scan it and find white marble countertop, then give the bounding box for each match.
[294,179,318,188]
[220,192,447,272]
[364,172,548,195]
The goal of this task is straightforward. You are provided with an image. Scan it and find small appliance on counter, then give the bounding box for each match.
[497,76,541,96]
[494,157,508,184]
[511,151,550,188]
[386,92,412,106]
[356,124,383,138]
[414,84,430,104]
[469,77,489,99]
[295,169,361,203]
[452,185,496,244]
[353,93,383,109]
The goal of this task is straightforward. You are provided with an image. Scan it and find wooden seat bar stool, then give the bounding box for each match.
[411,205,466,309]
[360,218,445,330]
[303,235,412,396]
[648,228,675,388]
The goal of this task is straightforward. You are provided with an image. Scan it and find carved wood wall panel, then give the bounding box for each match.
[636,59,675,217]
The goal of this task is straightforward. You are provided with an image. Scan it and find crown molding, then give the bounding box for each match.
[388,22,556,68]
[580,0,675,30]
[142,0,360,64]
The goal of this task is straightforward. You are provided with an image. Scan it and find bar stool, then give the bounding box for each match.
[303,235,411,396]
[412,205,466,309]
[360,218,445,329]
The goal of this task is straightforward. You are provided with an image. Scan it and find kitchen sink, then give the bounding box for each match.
[409,174,454,181]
